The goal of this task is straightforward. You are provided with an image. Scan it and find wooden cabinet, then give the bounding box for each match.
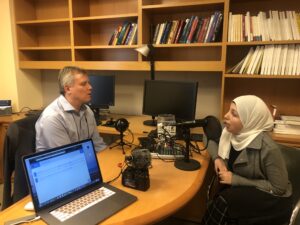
[11,0,300,121]
[140,0,225,71]
[222,0,300,116]
[12,0,226,71]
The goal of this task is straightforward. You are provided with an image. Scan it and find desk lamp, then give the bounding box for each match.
[135,44,155,80]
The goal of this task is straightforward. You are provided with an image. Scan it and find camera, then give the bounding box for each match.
[122,149,151,191]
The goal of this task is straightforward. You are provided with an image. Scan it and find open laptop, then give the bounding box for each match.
[22,139,137,225]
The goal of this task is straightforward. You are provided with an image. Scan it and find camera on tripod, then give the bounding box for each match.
[122,149,151,191]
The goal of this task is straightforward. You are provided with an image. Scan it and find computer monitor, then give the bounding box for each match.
[88,75,115,124]
[142,80,198,126]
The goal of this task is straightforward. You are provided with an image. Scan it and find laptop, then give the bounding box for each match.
[22,139,137,225]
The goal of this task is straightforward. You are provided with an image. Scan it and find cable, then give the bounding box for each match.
[106,162,126,184]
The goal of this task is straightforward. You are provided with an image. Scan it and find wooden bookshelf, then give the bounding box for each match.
[222,0,300,118]
[11,0,300,124]
[12,0,226,71]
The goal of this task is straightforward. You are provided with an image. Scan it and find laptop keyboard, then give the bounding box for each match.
[50,187,115,222]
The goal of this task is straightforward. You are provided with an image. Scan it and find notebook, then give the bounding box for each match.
[22,139,137,225]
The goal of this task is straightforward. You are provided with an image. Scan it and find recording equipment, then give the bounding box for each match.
[125,148,151,169]
[115,118,129,132]
[175,119,207,128]
[109,118,131,153]
[0,100,12,116]
[203,116,222,144]
[174,115,222,171]
[122,149,151,191]
[0,100,11,106]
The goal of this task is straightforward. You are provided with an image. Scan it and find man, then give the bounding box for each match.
[35,66,107,152]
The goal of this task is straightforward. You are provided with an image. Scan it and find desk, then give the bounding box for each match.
[0,142,210,225]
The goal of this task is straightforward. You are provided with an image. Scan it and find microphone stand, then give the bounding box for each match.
[174,126,201,171]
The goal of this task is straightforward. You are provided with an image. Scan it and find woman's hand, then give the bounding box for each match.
[214,157,227,173]
[218,171,233,185]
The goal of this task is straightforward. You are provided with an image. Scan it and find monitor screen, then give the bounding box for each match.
[89,75,115,109]
[143,80,198,123]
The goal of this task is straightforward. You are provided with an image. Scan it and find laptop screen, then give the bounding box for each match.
[23,139,102,210]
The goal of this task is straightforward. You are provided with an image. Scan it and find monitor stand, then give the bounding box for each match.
[143,116,157,126]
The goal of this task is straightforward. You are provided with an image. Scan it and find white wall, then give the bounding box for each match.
[0,0,19,110]
[41,70,222,119]
[0,1,43,112]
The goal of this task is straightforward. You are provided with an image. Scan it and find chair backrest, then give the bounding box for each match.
[289,199,300,225]
[280,145,300,205]
[280,145,300,225]
[1,115,40,210]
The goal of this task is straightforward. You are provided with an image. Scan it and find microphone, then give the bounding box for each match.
[174,118,207,128]
[125,148,151,169]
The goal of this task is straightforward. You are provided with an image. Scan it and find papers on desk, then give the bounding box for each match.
[274,116,300,135]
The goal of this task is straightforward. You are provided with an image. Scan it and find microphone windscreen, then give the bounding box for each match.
[203,116,222,143]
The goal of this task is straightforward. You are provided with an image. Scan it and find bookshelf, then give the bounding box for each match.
[12,0,226,71]
[222,0,300,118]
[11,0,300,119]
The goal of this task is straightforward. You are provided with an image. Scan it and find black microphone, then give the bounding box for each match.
[174,118,207,128]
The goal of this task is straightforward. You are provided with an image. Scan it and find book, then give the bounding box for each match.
[227,55,247,74]
[161,21,172,44]
[179,18,192,43]
[152,23,161,44]
[274,120,300,135]
[167,21,178,44]
[156,22,166,44]
[187,16,199,43]
[239,47,254,74]
[246,46,260,74]
[174,20,185,43]
[116,22,130,45]
[198,17,210,43]
[127,23,138,45]
[211,12,223,42]
[281,115,300,125]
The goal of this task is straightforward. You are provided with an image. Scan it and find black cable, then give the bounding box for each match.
[106,161,126,184]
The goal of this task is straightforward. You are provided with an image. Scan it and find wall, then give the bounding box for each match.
[0,1,43,112]
[41,70,222,119]
[0,0,19,110]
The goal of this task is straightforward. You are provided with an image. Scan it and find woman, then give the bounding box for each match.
[202,95,293,225]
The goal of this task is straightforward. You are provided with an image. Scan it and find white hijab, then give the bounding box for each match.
[218,95,274,159]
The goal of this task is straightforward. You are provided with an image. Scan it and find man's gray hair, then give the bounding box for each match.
[58,66,87,95]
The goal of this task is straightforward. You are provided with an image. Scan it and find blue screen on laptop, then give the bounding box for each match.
[24,140,101,208]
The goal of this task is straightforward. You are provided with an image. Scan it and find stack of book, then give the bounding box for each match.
[274,116,300,135]
[151,11,223,45]
[228,44,300,75]
[228,10,300,42]
[108,22,137,45]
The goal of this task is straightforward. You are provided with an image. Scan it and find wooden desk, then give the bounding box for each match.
[0,143,210,225]
[271,133,300,148]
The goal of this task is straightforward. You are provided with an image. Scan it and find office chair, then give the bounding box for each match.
[280,145,300,225]
[2,114,39,210]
